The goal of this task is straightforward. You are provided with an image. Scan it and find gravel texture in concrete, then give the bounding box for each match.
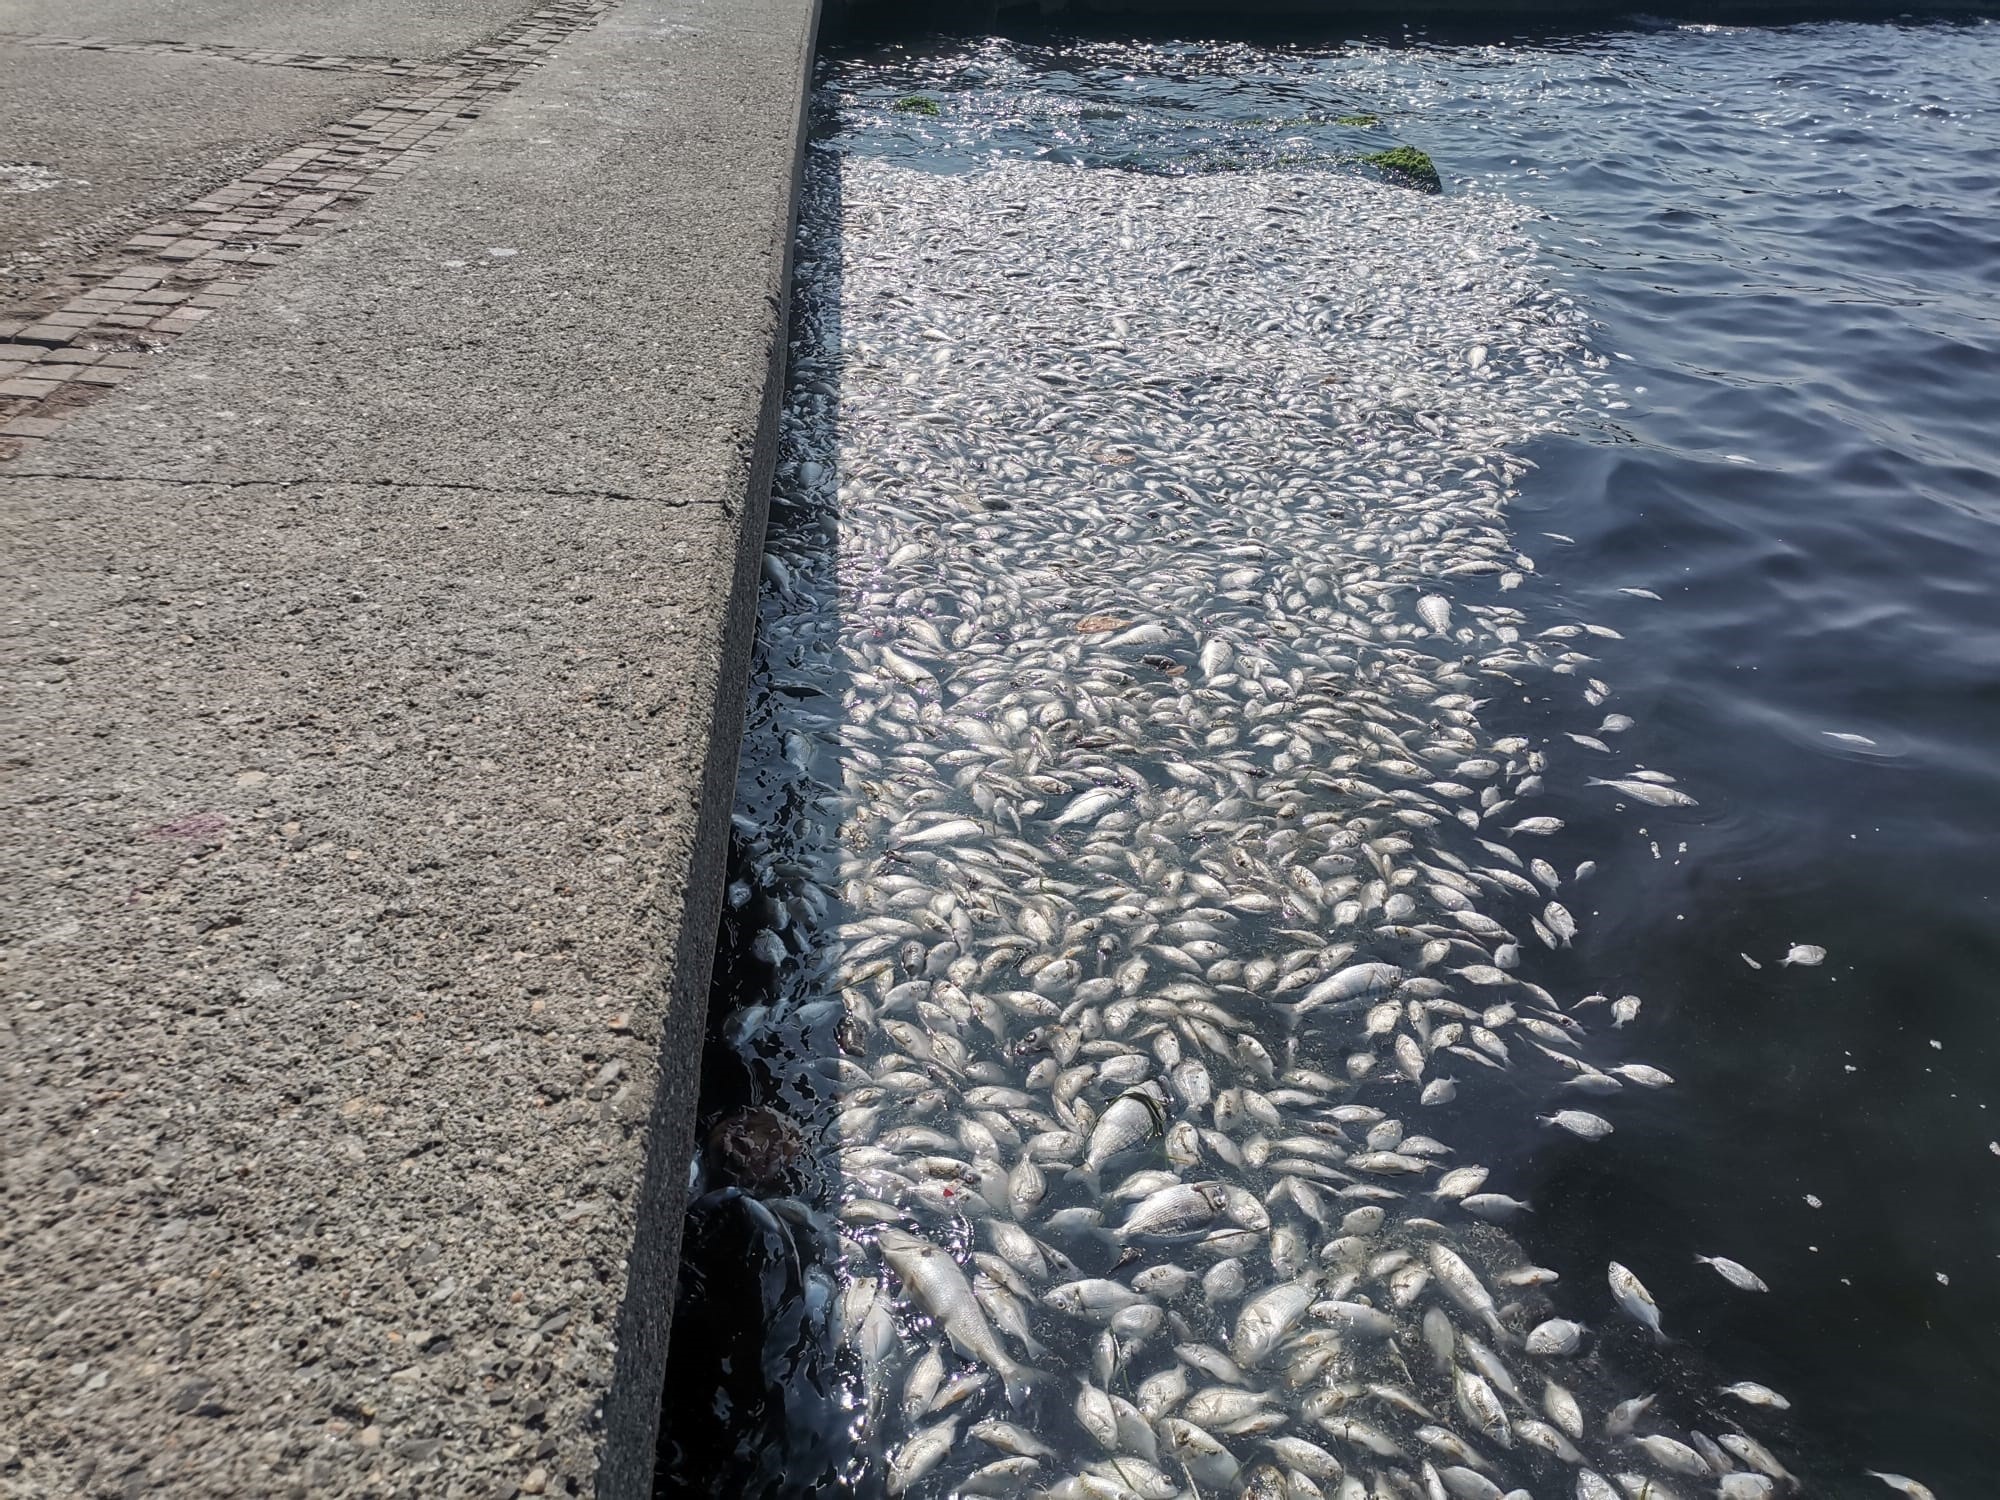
[0,0,820,1496]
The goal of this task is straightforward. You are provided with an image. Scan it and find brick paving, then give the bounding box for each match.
[0,0,618,461]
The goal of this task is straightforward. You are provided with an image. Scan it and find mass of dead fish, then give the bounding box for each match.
[690,92,1937,1500]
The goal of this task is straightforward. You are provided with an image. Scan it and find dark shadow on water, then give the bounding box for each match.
[652,121,857,1500]
[829,0,1999,51]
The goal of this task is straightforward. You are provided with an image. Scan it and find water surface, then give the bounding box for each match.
[661,18,2000,1499]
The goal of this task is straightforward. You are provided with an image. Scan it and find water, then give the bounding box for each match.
[658,18,2000,1500]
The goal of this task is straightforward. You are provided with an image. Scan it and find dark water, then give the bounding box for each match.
[660,17,2000,1499]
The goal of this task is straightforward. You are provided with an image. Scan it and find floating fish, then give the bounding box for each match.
[677,112,1823,1500]
[1608,1263,1668,1343]
[1695,1255,1770,1292]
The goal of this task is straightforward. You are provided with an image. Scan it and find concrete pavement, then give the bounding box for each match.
[0,47,378,276]
[0,0,553,282]
[0,1,820,1496]
[1,0,570,57]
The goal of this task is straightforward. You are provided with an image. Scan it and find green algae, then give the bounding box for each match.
[1362,146,1442,193]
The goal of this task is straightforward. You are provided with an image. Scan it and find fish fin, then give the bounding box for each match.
[1063,1165,1101,1194]
[1001,1365,1050,1411]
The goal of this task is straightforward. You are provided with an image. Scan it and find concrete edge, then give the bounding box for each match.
[0,0,824,1493]
[598,11,822,1493]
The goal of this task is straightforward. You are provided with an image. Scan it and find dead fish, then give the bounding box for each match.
[878,1227,1044,1406]
[1627,1433,1712,1478]
[887,1417,958,1494]
[1540,1110,1614,1140]
[1864,1473,1938,1500]
[1607,1263,1667,1343]
[1586,778,1698,808]
[1694,1255,1770,1293]
[1719,1382,1790,1411]
[1072,1084,1169,1189]
[1524,1319,1587,1356]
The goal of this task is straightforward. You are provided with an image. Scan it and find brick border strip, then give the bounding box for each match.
[0,32,476,78]
[0,0,619,460]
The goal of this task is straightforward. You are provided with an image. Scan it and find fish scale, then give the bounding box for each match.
[675,66,1830,1500]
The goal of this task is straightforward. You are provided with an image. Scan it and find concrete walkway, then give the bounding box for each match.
[0,0,568,280]
[0,0,819,1495]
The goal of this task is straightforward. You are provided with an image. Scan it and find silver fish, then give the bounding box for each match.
[1694,1255,1769,1293]
[878,1227,1043,1406]
[1607,1262,1667,1344]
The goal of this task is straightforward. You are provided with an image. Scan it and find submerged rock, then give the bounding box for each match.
[1364,144,1443,193]
[706,1106,806,1193]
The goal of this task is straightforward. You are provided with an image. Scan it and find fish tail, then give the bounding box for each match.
[1064,1164,1101,1194]
[1001,1364,1050,1411]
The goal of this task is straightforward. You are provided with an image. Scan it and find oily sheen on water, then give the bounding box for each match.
[711,147,1867,1500]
